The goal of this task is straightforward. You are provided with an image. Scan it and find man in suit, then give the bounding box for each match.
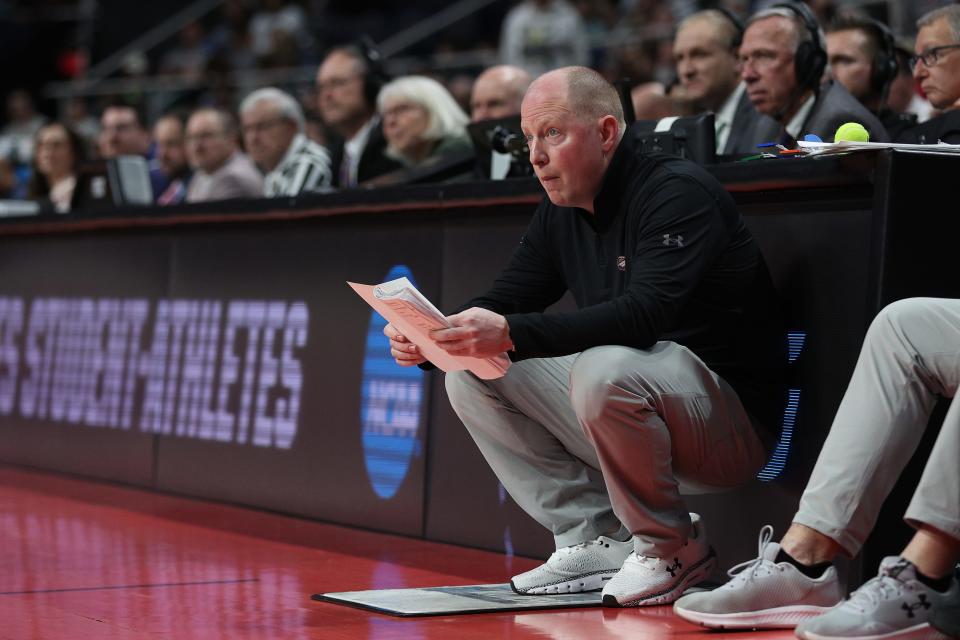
[737,2,888,150]
[898,5,960,144]
[673,9,758,156]
[184,108,263,202]
[315,45,402,189]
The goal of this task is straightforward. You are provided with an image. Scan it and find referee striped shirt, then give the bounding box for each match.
[264,133,333,197]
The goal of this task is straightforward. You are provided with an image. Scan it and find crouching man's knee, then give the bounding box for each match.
[569,346,658,429]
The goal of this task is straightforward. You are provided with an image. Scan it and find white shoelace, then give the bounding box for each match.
[551,538,606,560]
[723,525,778,588]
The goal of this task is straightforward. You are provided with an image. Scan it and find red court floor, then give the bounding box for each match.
[0,465,794,639]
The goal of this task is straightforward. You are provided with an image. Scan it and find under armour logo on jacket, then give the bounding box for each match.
[666,559,682,577]
[662,233,684,248]
[617,256,626,271]
[902,594,931,618]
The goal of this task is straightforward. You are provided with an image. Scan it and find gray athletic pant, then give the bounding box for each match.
[795,297,960,556]
[445,342,769,557]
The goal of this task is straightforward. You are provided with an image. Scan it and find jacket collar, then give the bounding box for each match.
[588,130,636,230]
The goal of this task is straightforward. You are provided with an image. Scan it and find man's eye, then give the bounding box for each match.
[547,127,560,137]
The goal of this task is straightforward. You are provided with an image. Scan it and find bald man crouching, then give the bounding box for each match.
[385,67,786,607]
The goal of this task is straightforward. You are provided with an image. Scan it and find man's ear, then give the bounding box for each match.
[598,115,620,153]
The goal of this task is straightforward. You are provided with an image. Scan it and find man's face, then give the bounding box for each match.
[827,29,874,103]
[740,16,799,117]
[316,52,370,133]
[520,77,607,211]
[185,112,235,174]
[153,118,187,177]
[100,107,149,158]
[241,100,297,172]
[913,18,960,111]
[673,18,741,110]
[471,73,520,122]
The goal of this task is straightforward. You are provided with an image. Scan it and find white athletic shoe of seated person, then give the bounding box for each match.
[510,535,633,594]
[795,556,959,640]
[673,525,842,628]
[601,512,716,607]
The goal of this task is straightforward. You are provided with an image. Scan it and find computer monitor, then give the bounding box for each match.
[631,113,717,165]
[71,155,154,212]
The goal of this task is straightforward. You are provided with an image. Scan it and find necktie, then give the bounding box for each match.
[339,150,354,188]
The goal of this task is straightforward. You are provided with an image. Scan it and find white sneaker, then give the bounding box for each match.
[795,556,959,640]
[510,535,633,594]
[673,525,842,629]
[601,512,717,607]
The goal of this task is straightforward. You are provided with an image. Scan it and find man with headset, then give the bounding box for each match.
[898,5,960,145]
[736,2,888,149]
[826,14,916,140]
[315,43,402,188]
[672,8,760,156]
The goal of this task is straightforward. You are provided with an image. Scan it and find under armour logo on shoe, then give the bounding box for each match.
[901,594,931,618]
[662,234,684,248]
[666,559,682,577]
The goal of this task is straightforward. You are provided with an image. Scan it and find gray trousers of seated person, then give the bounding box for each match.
[794,297,960,556]
[445,342,770,557]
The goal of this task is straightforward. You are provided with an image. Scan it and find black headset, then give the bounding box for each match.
[712,6,745,50]
[863,17,898,96]
[349,36,390,107]
[772,2,828,91]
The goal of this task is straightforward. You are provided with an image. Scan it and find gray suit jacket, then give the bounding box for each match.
[186,152,264,203]
[723,90,769,156]
[733,81,890,153]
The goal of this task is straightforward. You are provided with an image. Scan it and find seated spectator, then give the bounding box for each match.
[315,44,403,188]
[673,9,760,155]
[631,82,685,120]
[899,5,960,144]
[239,87,332,196]
[98,102,151,159]
[378,76,472,169]
[826,14,917,139]
[184,108,263,202]
[249,0,310,64]
[152,114,192,206]
[0,89,47,166]
[737,2,888,150]
[159,21,209,80]
[470,65,533,122]
[674,297,960,637]
[499,0,589,77]
[28,123,85,214]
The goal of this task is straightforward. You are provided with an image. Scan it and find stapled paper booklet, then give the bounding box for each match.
[348,277,510,380]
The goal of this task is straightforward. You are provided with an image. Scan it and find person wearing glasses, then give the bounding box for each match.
[240,87,332,197]
[898,5,960,145]
[315,45,402,188]
[184,108,263,203]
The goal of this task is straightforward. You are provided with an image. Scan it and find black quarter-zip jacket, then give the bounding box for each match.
[460,132,787,435]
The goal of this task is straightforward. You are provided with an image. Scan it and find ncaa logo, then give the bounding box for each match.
[359,265,426,499]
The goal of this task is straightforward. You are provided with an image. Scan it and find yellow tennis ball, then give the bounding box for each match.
[834,122,870,143]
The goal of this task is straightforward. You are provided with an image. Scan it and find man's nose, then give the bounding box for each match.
[528,139,547,166]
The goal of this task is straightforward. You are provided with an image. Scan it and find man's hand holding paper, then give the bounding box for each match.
[431,308,514,358]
